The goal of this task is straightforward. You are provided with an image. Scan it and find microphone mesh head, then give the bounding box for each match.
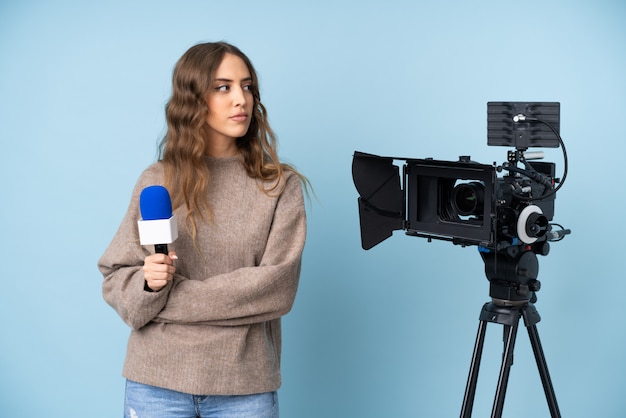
[139,185,173,220]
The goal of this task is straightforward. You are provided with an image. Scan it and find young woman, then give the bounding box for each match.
[98,41,308,418]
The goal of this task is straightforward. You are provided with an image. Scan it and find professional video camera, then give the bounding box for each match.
[352,101,570,305]
[352,102,571,417]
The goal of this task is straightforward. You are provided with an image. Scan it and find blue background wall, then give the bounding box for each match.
[1,1,624,416]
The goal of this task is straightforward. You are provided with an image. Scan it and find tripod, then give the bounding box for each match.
[460,250,561,418]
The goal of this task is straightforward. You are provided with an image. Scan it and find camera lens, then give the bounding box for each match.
[452,182,484,217]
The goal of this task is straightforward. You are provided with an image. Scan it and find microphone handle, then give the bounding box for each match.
[144,243,168,292]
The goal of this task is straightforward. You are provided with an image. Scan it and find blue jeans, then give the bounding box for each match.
[124,380,279,418]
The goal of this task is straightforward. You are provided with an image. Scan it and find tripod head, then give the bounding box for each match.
[480,244,542,306]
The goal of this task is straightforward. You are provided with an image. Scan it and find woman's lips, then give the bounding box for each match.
[230,113,248,122]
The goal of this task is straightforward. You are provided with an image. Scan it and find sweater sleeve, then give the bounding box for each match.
[153,173,306,327]
[98,166,172,330]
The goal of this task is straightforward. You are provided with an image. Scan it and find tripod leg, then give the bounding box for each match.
[526,324,562,418]
[461,320,488,418]
[491,321,519,418]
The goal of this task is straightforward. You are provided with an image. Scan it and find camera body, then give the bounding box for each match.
[404,155,555,251]
[352,152,555,252]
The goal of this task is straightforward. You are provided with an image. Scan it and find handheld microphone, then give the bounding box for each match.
[137,185,178,254]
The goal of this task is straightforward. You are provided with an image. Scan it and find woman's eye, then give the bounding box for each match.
[215,85,229,92]
[243,84,253,91]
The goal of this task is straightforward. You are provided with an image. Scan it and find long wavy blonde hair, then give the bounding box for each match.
[158,41,308,240]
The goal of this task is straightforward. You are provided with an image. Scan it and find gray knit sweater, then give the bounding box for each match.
[98,156,306,395]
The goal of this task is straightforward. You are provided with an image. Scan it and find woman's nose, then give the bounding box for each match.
[233,86,248,107]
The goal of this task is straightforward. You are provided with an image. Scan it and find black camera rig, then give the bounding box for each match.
[352,102,571,417]
[352,102,570,305]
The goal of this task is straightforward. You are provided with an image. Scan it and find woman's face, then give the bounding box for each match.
[203,53,254,156]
